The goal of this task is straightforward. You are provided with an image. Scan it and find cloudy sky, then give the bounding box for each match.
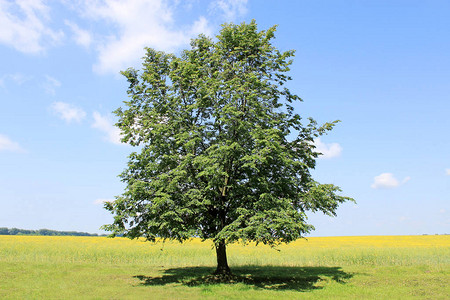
[1,0,449,236]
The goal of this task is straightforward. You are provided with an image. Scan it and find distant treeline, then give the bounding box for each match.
[0,227,105,236]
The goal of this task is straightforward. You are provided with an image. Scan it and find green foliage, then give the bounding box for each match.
[103,21,353,248]
[0,227,100,236]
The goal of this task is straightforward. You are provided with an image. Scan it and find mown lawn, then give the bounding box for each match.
[0,235,448,299]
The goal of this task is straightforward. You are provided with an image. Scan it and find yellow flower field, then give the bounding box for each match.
[1,235,449,299]
[1,234,448,266]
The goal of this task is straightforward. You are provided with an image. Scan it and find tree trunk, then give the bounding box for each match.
[214,240,231,275]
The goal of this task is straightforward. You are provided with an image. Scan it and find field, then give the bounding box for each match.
[0,235,448,299]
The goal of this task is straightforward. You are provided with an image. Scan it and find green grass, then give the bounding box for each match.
[0,235,449,299]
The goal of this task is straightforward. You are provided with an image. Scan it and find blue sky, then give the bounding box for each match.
[0,0,449,236]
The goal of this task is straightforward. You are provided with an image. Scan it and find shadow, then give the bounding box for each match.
[134,266,354,291]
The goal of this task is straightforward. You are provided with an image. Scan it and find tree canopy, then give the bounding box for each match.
[103,20,353,275]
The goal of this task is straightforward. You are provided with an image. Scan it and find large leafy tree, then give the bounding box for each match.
[103,21,353,276]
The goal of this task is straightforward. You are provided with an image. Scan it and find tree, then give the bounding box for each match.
[103,21,353,276]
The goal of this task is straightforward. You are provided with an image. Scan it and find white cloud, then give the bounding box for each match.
[0,134,25,153]
[0,1,248,70]
[402,176,411,184]
[446,169,450,176]
[210,0,248,21]
[0,0,63,54]
[93,198,114,205]
[43,75,61,95]
[51,101,86,123]
[371,173,398,189]
[371,173,410,189]
[64,20,92,48]
[72,0,213,74]
[92,112,122,144]
[190,16,213,37]
[313,138,342,159]
[0,73,32,87]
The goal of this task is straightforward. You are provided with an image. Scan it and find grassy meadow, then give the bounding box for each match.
[0,235,448,299]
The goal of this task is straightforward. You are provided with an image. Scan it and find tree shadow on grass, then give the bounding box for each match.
[134,266,353,291]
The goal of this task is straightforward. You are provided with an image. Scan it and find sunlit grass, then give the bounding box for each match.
[1,235,448,299]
